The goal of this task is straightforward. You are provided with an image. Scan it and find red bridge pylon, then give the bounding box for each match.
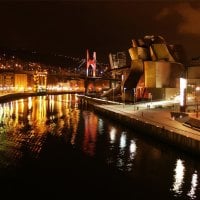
[86,49,96,77]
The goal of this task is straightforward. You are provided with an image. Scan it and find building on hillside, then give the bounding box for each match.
[33,70,47,92]
[0,73,28,92]
[0,73,14,92]
[14,73,27,92]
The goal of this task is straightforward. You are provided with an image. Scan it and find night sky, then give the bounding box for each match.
[0,0,200,62]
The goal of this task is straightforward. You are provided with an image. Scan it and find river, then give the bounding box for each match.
[0,94,199,199]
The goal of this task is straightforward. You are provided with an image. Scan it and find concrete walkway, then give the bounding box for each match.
[99,104,200,141]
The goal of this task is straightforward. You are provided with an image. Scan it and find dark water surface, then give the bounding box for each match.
[0,94,200,199]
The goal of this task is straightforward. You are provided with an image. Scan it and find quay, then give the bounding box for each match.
[1,92,200,156]
[82,96,200,156]
[0,91,83,103]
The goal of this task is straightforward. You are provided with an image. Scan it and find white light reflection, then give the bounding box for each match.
[0,105,3,121]
[125,139,137,171]
[130,140,136,155]
[172,159,185,195]
[187,171,198,199]
[19,99,24,114]
[49,95,54,112]
[116,131,127,170]
[75,94,78,108]
[28,97,32,110]
[109,127,116,143]
[98,118,104,135]
[120,132,126,149]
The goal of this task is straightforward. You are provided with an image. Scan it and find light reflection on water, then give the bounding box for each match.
[82,111,97,156]
[172,159,185,195]
[0,94,200,199]
[188,171,198,199]
[0,94,80,166]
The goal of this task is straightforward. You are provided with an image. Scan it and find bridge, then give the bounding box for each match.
[55,49,123,97]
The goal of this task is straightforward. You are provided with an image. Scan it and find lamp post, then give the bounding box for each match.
[113,88,114,102]
[133,88,135,104]
[196,86,200,118]
[112,83,115,102]
[133,88,136,110]
[150,93,152,105]
[180,78,187,112]
[123,87,126,108]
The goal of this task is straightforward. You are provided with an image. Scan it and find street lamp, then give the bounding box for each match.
[196,86,200,118]
[180,78,187,112]
[112,83,115,102]
[133,88,136,104]
[150,93,152,105]
[113,87,114,102]
[133,88,136,110]
[123,87,126,108]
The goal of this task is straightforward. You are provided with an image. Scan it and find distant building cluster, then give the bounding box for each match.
[0,52,85,94]
[109,51,127,69]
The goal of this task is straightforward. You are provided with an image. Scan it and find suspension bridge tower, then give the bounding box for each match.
[86,49,96,77]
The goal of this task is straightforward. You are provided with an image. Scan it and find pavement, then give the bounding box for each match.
[97,102,200,141]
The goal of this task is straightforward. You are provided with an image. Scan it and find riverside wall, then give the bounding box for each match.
[0,91,83,103]
[83,97,200,156]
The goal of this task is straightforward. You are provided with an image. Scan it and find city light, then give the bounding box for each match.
[187,171,198,199]
[180,78,187,107]
[120,132,127,149]
[109,127,116,143]
[172,159,185,195]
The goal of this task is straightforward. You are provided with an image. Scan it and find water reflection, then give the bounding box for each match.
[120,132,126,149]
[0,94,80,166]
[0,94,200,199]
[82,111,97,156]
[109,127,116,144]
[172,159,185,195]
[187,171,198,199]
[98,118,104,135]
[129,140,137,160]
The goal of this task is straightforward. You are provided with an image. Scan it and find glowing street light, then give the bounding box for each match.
[113,87,114,102]
[180,78,187,112]
[112,83,115,102]
[123,87,126,108]
[195,86,200,118]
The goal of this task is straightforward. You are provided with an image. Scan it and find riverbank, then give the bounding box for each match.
[1,92,200,156]
[82,96,200,156]
[0,91,83,103]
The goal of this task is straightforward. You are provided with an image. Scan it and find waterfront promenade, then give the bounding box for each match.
[98,104,200,140]
[83,96,200,155]
[1,92,200,155]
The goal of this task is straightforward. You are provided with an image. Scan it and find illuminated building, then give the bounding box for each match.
[109,51,127,69]
[0,72,29,92]
[33,70,47,92]
[0,73,14,92]
[186,58,200,112]
[111,35,185,101]
[187,58,200,87]
[14,74,27,92]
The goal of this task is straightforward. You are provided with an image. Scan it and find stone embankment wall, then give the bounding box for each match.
[83,98,200,156]
[0,91,83,103]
